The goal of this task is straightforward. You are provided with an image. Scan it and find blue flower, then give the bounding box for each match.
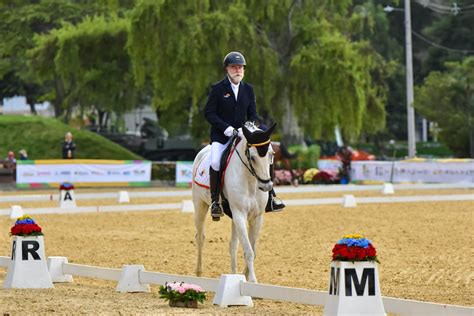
[16,218,35,225]
[338,237,371,248]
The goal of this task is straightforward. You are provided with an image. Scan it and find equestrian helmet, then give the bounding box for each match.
[223,51,246,67]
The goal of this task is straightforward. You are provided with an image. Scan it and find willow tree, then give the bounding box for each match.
[29,15,138,123]
[128,0,387,143]
[0,0,106,115]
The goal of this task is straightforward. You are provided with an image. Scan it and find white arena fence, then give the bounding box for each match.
[0,256,472,315]
[0,183,472,204]
[0,194,473,216]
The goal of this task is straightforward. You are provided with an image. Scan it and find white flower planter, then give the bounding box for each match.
[4,235,53,289]
[323,261,385,316]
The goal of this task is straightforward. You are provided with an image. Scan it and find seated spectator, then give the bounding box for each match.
[19,149,28,160]
[3,151,16,169]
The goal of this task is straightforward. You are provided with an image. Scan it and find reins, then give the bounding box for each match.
[232,136,272,184]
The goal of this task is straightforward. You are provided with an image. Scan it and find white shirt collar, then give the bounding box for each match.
[229,80,240,101]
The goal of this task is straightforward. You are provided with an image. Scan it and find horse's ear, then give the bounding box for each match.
[242,124,252,140]
[264,122,277,137]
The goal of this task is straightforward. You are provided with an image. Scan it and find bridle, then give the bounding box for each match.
[233,137,272,185]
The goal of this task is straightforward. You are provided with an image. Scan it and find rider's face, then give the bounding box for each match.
[226,64,245,84]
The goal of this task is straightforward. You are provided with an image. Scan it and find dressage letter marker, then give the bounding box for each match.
[60,188,77,208]
[323,261,385,315]
[4,236,53,289]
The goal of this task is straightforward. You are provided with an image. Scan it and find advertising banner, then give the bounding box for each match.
[351,160,474,183]
[16,159,151,187]
[175,161,193,187]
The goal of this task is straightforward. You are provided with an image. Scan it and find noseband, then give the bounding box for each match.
[234,138,272,185]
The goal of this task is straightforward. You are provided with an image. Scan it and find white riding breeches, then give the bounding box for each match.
[210,139,231,171]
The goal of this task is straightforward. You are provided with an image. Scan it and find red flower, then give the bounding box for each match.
[354,247,366,260]
[367,244,376,257]
[10,223,42,236]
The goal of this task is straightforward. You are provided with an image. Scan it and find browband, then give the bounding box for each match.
[247,139,271,147]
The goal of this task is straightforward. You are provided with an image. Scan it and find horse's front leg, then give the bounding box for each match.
[243,213,263,279]
[232,214,257,283]
[229,221,239,274]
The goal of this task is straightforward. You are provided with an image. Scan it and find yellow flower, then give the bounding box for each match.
[17,215,33,221]
[343,234,364,239]
[303,168,319,183]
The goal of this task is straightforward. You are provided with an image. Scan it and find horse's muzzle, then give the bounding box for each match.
[258,181,273,192]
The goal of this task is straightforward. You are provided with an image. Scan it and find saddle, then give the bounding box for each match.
[193,137,240,218]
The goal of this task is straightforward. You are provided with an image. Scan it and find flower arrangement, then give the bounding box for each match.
[332,234,379,262]
[10,215,43,236]
[159,282,206,308]
[303,168,319,184]
[59,182,74,191]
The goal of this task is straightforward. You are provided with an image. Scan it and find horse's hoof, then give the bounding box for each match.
[212,216,221,222]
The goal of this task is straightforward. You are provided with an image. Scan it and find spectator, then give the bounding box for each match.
[3,151,16,170]
[336,146,353,184]
[62,132,76,159]
[19,149,28,160]
[5,151,16,164]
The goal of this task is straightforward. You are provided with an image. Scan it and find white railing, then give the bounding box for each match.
[240,282,327,305]
[1,182,472,203]
[0,256,472,315]
[62,263,121,282]
[138,271,219,292]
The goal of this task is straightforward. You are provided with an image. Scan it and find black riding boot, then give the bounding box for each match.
[209,167,223,220]
[265,164,285,212]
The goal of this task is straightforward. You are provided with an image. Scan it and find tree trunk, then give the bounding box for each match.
[28,102,37,115]
[53,73,64,118]
[281,86,304,145]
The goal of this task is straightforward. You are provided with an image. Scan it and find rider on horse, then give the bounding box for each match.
[204,51,285,220]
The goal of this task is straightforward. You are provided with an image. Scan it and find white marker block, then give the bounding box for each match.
[342,195,357,208]
[323,261,385,316]
[213,274,253,308]
[118,191,130,203]
[10,205,24,219]
[382,183,395,195]
[181,200,195,213]
[47,256,73,283]
[116,265,150,293]
[60,189,76,208]
[4,236,53,289]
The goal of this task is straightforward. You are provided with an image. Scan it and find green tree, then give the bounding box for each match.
[128,0,388,143]
[415,57,474,157]
[0,0,105,116]
[29,15,139,124]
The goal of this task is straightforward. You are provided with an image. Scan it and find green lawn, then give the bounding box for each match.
[0,115,142,160]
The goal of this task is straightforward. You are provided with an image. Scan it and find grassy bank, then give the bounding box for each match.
[0,115,141,160]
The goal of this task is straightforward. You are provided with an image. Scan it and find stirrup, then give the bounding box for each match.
[211,201,224,221]
[265,196,285,212]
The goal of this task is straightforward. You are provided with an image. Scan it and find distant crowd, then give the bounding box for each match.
[1,132,76,170]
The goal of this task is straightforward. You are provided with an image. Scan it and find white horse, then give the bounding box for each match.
[192,122,276,283]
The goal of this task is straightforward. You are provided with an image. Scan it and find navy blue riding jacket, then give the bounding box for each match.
[205,77,259,144]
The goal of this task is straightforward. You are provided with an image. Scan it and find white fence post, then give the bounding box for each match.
[116,265,150,293]
[213,274,253,308]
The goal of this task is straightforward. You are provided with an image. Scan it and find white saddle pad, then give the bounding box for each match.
[194,152,211,188]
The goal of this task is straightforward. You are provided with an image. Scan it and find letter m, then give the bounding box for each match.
[329,267,340,295]
[345,268,375,296]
